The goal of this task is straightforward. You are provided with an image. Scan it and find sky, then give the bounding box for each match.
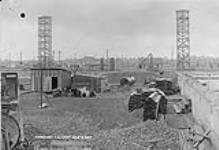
[0,0,219,60]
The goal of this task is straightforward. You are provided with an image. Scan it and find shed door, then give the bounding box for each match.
[52,77,58,89]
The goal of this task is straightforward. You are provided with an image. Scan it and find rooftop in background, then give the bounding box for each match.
[30,67,71,73]
[183,71,219,92]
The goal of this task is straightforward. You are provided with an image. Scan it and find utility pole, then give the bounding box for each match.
[121,55,124,69]
[58,50,61,65]
[53,50,55,62]
[9,52,11,67]
[74,53,77,64]
[20,51,22,64]
[40,67,43,109]
[32,49,35,61]
[106,49,109,71]
[40,51,43,109]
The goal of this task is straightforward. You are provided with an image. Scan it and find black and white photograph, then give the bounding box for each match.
[1,0,219,149]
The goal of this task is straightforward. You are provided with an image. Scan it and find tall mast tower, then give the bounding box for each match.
[176,10,190,70]
[38,16,53,67]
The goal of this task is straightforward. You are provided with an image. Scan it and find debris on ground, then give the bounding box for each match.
[24,120,180,150]
[172,97,192,114]
[128,88,168,121]
[120,76,136,86]
[38,103,48,109]
[90,120,180,150]
[145,78,180,95]
[21,92,193,150]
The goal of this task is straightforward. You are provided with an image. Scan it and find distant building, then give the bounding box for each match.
[109,57,116,71]
[100,57,104,71]
[31,68,71,91]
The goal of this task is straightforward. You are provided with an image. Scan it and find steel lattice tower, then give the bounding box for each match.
[38,16,53,67]
[176,10,190,70]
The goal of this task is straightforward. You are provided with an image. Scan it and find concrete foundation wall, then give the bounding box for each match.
[177,72,219,150]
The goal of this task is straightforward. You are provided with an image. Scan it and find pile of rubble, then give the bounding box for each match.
[23,111,181,149]
[90,120,180,150]
[144,78,180,96]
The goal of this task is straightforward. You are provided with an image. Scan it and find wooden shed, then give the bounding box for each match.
[71,74,108,93]
[31,68,71,91]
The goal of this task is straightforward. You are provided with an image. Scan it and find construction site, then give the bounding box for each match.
[1,1,219,150]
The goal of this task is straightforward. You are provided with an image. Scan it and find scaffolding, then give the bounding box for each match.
[176,10,190,71]
[38,16,53,68]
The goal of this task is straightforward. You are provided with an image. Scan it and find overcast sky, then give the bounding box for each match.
[0,0,219,60]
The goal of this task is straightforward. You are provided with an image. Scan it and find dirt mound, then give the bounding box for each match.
[90,120,180,150]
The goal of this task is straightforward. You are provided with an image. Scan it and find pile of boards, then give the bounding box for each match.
[90,120,180,150]
[145,78,180,96]
[128,88,168,121]
[173,97,192,114]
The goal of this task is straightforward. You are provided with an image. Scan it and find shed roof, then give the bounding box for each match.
[30,67,71,73]
[74,73,104,79]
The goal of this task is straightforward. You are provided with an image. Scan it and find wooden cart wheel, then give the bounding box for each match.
[1,112,21,149]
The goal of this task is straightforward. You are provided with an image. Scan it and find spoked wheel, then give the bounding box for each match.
[2,112,21,149]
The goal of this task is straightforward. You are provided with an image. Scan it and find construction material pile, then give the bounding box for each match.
[128,92,144,111]
[145,78,180,95]
[90,120,180,150]
[128,88,153,112]
[128,88,168,121]
[120,76,136,86]
[173,98,192,114]
[46,87,97,98]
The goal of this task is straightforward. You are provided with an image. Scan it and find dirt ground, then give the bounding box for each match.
[20,86,194,150]
[21,88,142,136]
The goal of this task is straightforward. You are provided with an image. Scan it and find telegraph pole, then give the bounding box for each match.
[9,52,11,67]
[20,51,22,64]
[106,49,109,71]
[58,50,61,65]
[53,50,55,62]
[74,53,77,64]
[40,55,43,109]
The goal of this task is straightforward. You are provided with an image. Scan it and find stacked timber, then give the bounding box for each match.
[128,88,168,121]
[145,78,180,95]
